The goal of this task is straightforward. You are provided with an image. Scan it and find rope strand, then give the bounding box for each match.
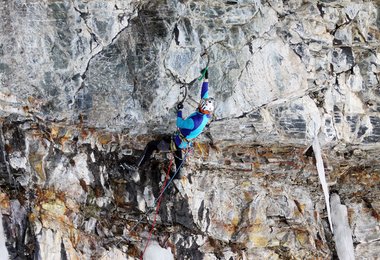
[128,151,189,235]
[140,159,173,259]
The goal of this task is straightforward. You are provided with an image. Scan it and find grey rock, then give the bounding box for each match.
[0,0,379,259]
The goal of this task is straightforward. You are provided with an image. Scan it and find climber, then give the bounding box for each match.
[136,68,214,178]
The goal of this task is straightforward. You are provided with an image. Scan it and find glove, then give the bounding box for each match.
[200,68,208,79]
[177,102,184,110]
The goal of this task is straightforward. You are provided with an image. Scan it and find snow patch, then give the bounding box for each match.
[143,241,174,260]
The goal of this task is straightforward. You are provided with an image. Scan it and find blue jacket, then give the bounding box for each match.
[174,81,211,149]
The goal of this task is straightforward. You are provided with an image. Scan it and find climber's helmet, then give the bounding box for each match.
[199,98,214,114]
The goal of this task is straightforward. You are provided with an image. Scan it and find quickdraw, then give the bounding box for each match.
[179,83,188,105]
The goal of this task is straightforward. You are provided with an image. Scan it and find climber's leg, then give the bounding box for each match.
[173,148,183,179]
[137,140,161,167]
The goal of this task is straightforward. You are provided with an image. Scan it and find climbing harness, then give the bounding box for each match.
[169,138,178,152]
[170,133,191,153]
[176,130,191,144]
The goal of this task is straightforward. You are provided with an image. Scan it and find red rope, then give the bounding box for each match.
[140,159,174,260]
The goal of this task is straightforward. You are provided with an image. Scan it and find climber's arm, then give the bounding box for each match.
[200,68,209,99]
[177,114,194,130]
[201,80,209,99]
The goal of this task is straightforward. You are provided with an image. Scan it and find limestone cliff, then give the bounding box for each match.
[0,0,379,259]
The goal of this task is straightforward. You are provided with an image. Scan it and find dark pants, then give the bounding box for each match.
[138,136,183,177]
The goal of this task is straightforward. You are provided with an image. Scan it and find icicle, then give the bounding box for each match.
[331,193,355,260]
[312,137,333,232]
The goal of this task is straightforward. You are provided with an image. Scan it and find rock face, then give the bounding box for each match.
[0,0,379,259]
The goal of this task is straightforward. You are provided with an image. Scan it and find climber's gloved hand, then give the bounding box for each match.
[177,102,184,110]
[200,68,208,79]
